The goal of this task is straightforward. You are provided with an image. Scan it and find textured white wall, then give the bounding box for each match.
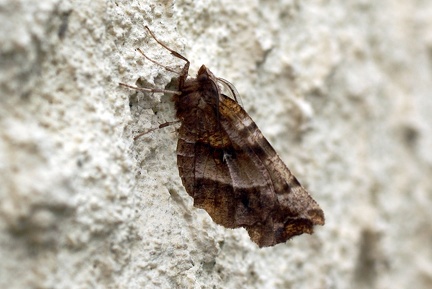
[1,0,432,288]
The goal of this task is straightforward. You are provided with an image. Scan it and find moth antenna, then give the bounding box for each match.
[133,120,181,140]
[136,48,182,75]
[217,77,243,107]
[119,82,181,95]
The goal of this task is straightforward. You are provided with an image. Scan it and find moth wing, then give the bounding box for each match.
[218,94,324,247]
[177,125,276,229]
[176,93,324,247]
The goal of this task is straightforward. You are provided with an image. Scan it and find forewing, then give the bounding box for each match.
[218,94,324,247]
[177,124,276,229]
[176,91,324,247]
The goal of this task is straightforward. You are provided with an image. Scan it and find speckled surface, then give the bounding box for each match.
[1,1,432,288]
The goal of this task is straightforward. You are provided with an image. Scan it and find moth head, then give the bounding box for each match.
[196,65,221,100]
[197,65,216,82]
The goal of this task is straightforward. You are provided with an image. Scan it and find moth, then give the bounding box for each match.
[120,27,324,247]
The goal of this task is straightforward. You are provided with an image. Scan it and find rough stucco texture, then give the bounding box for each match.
[1,0,432,288]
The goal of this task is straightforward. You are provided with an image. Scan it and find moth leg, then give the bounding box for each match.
[135,48,181,75]
[144,26,189,64]
[118,82,181,95]
[144,26,190,87]
[134,120,181,141]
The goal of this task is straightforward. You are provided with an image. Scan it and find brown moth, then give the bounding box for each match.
[120,27,324,247]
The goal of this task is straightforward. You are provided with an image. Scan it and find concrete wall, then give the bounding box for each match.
[1,0,432,288]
